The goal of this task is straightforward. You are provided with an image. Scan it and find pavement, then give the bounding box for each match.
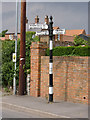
[1,95,89,119]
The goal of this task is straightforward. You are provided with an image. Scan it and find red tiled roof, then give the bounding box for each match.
[65,29,85,36]
[53,27,60,30]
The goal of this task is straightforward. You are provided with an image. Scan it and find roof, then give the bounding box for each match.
[78,34,88,41]
[53,27,60,30]
[5,32,20,35]
[41,29,48,31]
[65,29,85,36]
[5,33,15,35]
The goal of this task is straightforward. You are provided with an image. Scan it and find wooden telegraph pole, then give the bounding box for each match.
[19,0,26,95]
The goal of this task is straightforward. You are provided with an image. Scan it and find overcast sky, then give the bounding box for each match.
[1,2,88,34]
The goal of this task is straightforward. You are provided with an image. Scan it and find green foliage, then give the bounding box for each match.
[2,40,15,87]
[26,31,36,43]
[0,33,2,37]
[33,36,40,42]
[4,87,10,92]
[0,30,8,37]
[88,37,90,46]
[1,31,39,87]
[74,35,88,46]
[46,46,90,56]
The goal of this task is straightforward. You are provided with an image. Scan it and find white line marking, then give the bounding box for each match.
[2,102,70,118]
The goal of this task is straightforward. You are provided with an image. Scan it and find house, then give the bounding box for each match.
[28,16,87,46]
[5,33,20,40]
[65,29,86,36]
[28,15,65,36]
[0,32,20,41]
[57,29,87,46]
[28,15,49,33]
[0,37,5,41]
[78,34,88,41]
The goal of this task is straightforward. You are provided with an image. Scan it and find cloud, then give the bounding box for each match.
[2,2,16,32]
[1,2,88,34]
[0,2,2,32]
[27,3,44,12]
[1,0,89,2]
[27,2,88,33]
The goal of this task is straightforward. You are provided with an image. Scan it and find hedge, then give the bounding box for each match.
[46,46,90,56]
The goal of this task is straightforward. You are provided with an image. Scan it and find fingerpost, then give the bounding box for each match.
[48,16,53,102]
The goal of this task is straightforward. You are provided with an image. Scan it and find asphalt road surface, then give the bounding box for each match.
[2,107,55,118]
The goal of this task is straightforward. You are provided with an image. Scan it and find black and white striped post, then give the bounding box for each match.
[48,16,53,102]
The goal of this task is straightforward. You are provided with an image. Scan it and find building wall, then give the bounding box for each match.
[30,42,89,104]
[40,34,75,46]
[5,34,20,40]
[60,35,75,42]
[5,34,10,40]
[54,41,74,47]
[0,37,5,40]
[82,30,86,35]
[40,35,49,44]
[17,34,20,39]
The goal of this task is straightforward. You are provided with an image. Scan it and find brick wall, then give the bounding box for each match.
[40,35,49,45]
[40,34,74,46]
[17,34,20,39]
[40,56,88,104]
[5,33,20,40]
[0,37,5,40]
[30,42,89,104]
[5,34,10,40]
[30,42,47,97]
[60,35,75,42]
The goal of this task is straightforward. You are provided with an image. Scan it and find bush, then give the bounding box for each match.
[46,46,90,56]
[74,35,88,46]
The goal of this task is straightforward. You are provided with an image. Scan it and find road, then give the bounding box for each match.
[2,107,56,118]
[2,107,88,120]
[2,95,89,119]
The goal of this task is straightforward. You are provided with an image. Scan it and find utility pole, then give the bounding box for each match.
[13,0,18,95]
[19,0,26,95]
[48,16,53,102]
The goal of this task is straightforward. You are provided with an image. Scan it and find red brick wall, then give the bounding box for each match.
[0,37,5,40]
[5,35,9,40]
[40,56,88,104]
[17,34,20,39]
[30,42,89,104]
[60,35,75,42]
[30,42,47,97]
[5,34,20,40]
[40,35,49,45]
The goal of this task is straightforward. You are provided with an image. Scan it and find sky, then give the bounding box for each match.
[1,2,88,34]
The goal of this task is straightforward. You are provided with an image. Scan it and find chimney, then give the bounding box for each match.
[35,16,39,24]
[45,15,49,25]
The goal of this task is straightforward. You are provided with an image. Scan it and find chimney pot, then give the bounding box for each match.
[45,15,49,25]
[35,15,39,24]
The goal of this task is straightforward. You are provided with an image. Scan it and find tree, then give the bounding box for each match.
[1,30,8,37]
[74,35,88,46]
[1,31,39,88]
[88,37,90,46]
